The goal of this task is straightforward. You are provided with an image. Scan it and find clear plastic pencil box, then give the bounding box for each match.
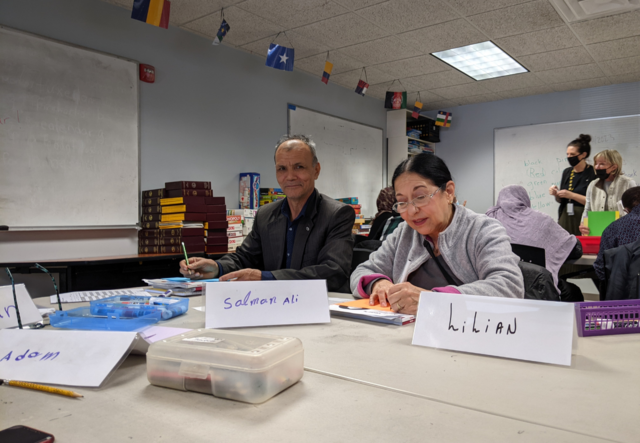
[89,295,189,320]
[146,329,304,404]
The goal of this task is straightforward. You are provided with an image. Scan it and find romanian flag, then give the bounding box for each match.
[321,61,333,84]
[411,101,423,119]
[384,91,407,109]
[132,0,170,29]
[355,80,369,96]
[436,111,452,127]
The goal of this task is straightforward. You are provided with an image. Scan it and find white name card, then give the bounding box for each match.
[0,284,43,329]
[205,280,330,329]
[0,329,137,387]
[412,293,575,366]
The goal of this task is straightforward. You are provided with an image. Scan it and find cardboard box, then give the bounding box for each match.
[239,173,260,210]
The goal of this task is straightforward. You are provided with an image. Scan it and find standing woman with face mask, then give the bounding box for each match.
[549,134,597,235]
[579,150,636,235]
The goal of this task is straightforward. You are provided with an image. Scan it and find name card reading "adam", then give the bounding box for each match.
[205,280,330,329]
[412,293,575,366]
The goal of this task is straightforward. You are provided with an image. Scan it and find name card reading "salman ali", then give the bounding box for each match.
[412,293,575,366]
[205,280,330,329]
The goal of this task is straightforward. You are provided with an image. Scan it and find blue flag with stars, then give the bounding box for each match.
[266,44,295,72]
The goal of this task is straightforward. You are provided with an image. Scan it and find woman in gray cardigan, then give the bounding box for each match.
[350,154,524,315]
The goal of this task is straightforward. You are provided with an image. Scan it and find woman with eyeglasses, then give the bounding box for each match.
[579,149,636,235]
[548,134,597,236]
[350,154,524,315]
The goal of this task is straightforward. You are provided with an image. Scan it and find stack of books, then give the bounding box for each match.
[226,209,256,251]
[143,277,218,297]
[259,188,285,207]
[336,197,367,235]
[204,195,228,254]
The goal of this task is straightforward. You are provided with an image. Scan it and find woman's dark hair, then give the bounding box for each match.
[621,186,640,212]
[392,153,452,189]
[567,134,592,158]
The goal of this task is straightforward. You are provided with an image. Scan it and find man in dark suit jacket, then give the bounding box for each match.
[180,135,355,292]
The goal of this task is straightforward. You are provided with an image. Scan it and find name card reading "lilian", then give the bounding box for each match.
[0,329,138,387]
[412,293,575,366]
[205,280,330,329]
[0,284,43,329]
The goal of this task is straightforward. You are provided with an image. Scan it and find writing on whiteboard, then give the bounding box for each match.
[1,349,60,362]
[447,303,517,335]
[223,291,300,310]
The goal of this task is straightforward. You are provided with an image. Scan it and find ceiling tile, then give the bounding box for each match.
[430,82,492,99]
[357,0,458,33]
[240,31,329,60]
[292,13,391,49]
[570,10,640,45]
[169,0,242,26]
[494,26,581,57]
[600,55,640,77]
[337,36,423,65]
[413,90,446,102]
[534,63,605,84]
[365,81,395,99]
[517,46,593,71]
[607,72,640,85]
[235,0,348,29]
[422,100,457,111]
[446,0,532,16]
[330,66,395,87]
[405,69,474,89]
[399,19,487,54]
[455,93,503,106]
[587,36,640,62]
[496,85,554,99]
[294,52,364,75]
[102,0,133,8]
[551,78,611,93]
[332,0,388,10]
[478,72,544,92]
[467,0,564,39]
[184,6,284,46]
[374,55,449,78]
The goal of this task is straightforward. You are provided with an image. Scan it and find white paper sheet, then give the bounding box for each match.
[412,293,575,366]
[205,280,330,329]
[0,329,137,387]
[0,284,43,329]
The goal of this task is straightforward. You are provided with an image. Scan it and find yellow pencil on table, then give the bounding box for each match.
[181,242,192,275]
[1,379,83,398]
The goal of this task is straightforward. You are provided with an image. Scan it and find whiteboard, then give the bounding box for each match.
[0,26,139,229]
[288,105,383,217]
[494,115,640,219]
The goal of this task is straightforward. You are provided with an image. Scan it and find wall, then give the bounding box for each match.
[0,0,386,293]
[431,81,640,214]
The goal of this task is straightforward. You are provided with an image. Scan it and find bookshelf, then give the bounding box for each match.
[387,109,437,184]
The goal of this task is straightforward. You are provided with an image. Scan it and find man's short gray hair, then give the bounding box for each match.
[274,134,318,166]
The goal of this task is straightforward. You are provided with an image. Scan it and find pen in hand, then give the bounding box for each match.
[181,242,192,275]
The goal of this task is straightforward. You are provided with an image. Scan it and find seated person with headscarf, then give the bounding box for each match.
[486,185,582,294]
[350,154,524,314]
[368,186,402,241]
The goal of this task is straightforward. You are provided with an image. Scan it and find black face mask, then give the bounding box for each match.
[567,156,581,167]
[596,168,610,180]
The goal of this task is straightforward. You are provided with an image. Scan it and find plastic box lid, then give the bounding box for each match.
[147,329,302,372]
[90,295,189,320]
[49,306,159,331]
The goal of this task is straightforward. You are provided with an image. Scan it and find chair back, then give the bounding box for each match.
[511,243,546,268]
[351,239,382,273]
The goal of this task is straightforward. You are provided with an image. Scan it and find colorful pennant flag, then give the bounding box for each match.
[355,80,369,96]
[213,19,230,45]
[131,0,170,29]
[321,61,333,85]
[412,101,423,119]
[266,44,295,71]
[436,111,452,127]
[384,91,407,109]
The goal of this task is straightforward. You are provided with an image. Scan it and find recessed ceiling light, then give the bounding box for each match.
[549,0,640,23]
[431,41,528,81]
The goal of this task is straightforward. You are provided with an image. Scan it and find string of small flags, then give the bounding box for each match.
[131,0,170,29]
[213,9,230,45]
[265,32,295,72]
[355,68,369,96]
[321,52,333,85]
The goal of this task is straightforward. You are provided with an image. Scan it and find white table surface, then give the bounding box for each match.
[3,294,636,443]
[569,254,597,266]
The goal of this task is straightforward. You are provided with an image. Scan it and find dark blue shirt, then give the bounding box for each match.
[594,204,640,280]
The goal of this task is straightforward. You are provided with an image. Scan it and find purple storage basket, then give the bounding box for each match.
[575,299,640,337]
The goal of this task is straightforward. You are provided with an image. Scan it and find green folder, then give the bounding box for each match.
[586,211,618,236]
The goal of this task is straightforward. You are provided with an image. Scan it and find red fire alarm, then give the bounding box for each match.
[139,64,155,83]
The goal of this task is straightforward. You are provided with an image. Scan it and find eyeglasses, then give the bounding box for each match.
[393,187,443,213]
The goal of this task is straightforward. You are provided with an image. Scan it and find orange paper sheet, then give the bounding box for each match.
[337,298,392,312]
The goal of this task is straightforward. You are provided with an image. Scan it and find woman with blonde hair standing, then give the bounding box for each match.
[579,150,636,235]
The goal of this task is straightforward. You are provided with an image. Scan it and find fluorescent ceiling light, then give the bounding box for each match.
[549,0,640,22]
[432,41,527,81]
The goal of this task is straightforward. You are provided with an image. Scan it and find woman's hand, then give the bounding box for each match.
[386,282,428,315]
[557,189,573,199]
[179,257,219,279]
[579,224,590,236]
[549,185,558,196]
[370,279,394,307]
